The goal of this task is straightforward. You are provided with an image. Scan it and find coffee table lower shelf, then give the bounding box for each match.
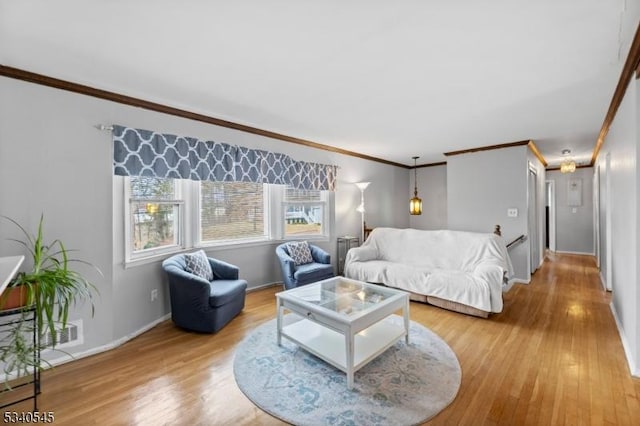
[281,317,405,378]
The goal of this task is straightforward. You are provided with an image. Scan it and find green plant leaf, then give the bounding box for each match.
[0,214,100,385]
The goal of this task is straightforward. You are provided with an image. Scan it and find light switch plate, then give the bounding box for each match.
[507,208,518,218]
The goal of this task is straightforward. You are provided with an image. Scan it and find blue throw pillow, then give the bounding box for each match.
[287,241,314,266]
[184,250,213,281]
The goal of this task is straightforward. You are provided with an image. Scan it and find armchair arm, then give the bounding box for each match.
[277,250,295,274]
[310,245,330,264]
[164,267,212,312]
[208,258,240,280]
[275,244,297,288]
[166,267,211,287]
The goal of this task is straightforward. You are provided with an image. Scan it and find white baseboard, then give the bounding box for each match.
[610,302,640,377]
[46,313,172,368]
[555,250,596,256]
[247,281,280,293]
[502,281,515,292]
[510,278,531,285]
[46,282,281,366]
[2,313,172,381]
[10,282,282,378]
[599,271,609,292]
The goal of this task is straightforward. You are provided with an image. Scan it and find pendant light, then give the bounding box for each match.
[560,149,576,173]
[409,156,422,215]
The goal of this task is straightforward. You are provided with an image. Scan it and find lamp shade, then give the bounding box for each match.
[560,160,576,173]
[354,182,370,213]
[409,196,422,215]
[354,182,370,242]
[354,182,371,191]
[560,149,576,173]
[409,156,422,215]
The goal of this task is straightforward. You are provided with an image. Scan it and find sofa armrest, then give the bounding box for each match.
[473,264,505,313]
[345,246,378,263]
[473,263,506,280]
[209,258,240,280]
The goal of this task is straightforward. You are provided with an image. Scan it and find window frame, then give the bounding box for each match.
[281,186,329,240]
[124,177,185,262]
[281,198,328,240]
[122,178,331,266]
[196,181,271,247]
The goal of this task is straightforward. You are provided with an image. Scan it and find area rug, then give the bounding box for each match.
[233,315,461,426]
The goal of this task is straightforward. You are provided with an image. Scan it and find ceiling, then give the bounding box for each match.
[1,1,638,167]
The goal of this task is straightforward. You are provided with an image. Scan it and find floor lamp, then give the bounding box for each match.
[355,182,370,243]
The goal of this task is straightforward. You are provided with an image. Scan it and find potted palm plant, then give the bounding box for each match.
[0,214,100,386]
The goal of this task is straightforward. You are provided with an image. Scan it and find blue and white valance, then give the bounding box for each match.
[113,125,337,191]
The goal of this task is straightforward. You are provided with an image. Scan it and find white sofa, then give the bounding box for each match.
[344,227,514,317]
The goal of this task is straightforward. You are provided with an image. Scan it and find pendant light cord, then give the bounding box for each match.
[413,156,419,196]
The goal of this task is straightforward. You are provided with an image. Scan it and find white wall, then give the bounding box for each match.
[0,77,409,356]
[546,168,594,254]
[597,159,609,288]
[447,145,542,282]
[408,164,447,230]
[637,81,640,379]
[596,76,639,376]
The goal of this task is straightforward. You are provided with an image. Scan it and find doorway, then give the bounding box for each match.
[528,165,539,275]
[545,180,556,252]
[602,153,612,291]
[594,166,600,269]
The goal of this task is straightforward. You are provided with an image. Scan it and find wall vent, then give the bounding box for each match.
[41,319,83,350]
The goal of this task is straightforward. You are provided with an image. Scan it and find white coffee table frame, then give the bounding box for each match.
[276,277,410,389]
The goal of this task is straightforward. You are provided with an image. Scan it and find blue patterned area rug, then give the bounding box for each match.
[233,315,461,426]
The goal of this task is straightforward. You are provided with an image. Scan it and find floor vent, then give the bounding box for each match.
[41,320,83,350]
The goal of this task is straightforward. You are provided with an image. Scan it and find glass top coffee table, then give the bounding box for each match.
[276,276,410,389]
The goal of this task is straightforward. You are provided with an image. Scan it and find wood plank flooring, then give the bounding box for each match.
[3,253,640,425]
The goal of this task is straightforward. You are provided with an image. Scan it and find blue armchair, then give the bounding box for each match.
[162,253,247,333]
[276,243,334,290]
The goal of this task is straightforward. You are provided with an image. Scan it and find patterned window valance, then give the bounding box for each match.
[112,125,337,191]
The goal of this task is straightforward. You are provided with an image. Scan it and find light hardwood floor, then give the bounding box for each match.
[4,253,640,425]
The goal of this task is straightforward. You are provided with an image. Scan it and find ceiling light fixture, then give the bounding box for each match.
[560,149,576,173]
[409,156,422,215]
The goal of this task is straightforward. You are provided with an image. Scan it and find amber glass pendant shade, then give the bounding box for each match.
[409,156,422,215]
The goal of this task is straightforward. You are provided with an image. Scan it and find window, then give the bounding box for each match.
[283,186,327,238]
[200,181,266,243]
[128,177,183,258]
[122,178,331,264]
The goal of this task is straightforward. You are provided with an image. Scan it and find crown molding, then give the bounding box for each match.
[442,139,548,167]
[527,141,548,167]
[591,22,640,165]
[0,65,556,170]
[415,161,447,169]
[444,140,530,156]
[0,64,409,169]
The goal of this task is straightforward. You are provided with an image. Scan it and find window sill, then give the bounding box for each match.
[122,236,329,269]
[124,247,187,269]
